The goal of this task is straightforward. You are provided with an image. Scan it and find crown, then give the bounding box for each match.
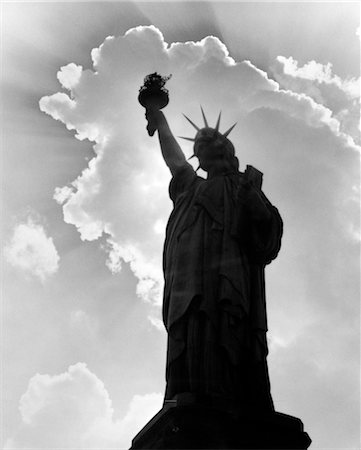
[179,107,237,159]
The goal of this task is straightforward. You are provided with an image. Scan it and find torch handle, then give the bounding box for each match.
[145,107,159,137]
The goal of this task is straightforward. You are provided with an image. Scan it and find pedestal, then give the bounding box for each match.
[130,395,311,450]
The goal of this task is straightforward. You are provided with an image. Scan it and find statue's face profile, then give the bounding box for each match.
[196,141,226,173]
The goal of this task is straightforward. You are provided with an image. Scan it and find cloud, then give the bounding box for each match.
[103,238,163,304]
[5,363,163,449]
[57,63,83,91]
[271,55,360,142]
[39,25,359,310]
[38,27,360,446]
[147,314,165,332]
[4,214,60,282]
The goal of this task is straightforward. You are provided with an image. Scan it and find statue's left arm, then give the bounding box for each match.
[244,187,273,223]
[241,182,283,265]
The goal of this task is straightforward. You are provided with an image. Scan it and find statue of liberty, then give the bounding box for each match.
[147,104,283,413]
[132,73,311,450]
[139,73,282,413]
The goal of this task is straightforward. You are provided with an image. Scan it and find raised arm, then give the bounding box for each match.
[146,109,188,175]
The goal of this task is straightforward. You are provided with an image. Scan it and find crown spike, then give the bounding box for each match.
[183,114,200,131]
[223,122,237,138]
[215,111,222,132]
[200,106,209,127]
[179,136,196,142]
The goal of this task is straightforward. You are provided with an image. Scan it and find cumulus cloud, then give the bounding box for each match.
[16,23,357,448]
[39,25,359,311]
[38,29,360,445]
[271,56,360,142]
[5,363,163,449]
[4,215,60,282]
[104,238,163,304]
[57,63,83,91]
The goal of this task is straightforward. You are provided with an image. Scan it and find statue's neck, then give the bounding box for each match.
[207,167,236,179]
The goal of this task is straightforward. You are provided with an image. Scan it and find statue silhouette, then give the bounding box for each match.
[146,105,283,413]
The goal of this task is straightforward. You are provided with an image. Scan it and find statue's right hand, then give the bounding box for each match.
[145,108,163,136]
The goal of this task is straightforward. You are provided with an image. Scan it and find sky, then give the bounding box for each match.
[1,1,360,449]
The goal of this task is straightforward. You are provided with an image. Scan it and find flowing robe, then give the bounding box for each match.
[162,163,282,410]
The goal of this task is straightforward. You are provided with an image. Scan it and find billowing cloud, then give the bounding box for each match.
[57,63,83,91]
[4,214,60,282]
[5,363,163,449]
[29,23,359,449]
[271,55,360,142]
[39,25,359,310]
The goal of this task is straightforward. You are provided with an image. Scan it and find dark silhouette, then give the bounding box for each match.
[131,75,311,449]
[147,105,282,412]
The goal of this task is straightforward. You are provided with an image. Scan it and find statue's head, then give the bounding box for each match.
[180,108,239,173]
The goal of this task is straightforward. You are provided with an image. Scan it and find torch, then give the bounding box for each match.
[138,72,172,136]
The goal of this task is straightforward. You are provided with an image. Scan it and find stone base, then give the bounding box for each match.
[130,395,311,450]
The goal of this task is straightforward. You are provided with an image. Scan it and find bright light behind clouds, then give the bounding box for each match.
[272,56,360,140]
[2,0,360,448]
[39,25,360,313]
[4,214,60,283]
[2,20,356,449]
